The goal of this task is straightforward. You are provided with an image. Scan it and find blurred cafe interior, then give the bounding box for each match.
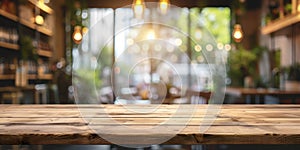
[0,0,300,105]
[0,0,300,104]
[2,0,300,150]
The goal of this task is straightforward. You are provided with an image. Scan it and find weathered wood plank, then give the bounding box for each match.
[1,117,300,126]
[2,104,300,109]
[0,104,300,144]
[0,111,299,119]
[1,124,300,144]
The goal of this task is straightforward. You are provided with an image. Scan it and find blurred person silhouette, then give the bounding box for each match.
[52,58,72,104]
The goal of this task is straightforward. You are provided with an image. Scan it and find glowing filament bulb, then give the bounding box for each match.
[159,0,169,14]
[232,24,243,43]
[73,26,83,44]
[35,15,44,25]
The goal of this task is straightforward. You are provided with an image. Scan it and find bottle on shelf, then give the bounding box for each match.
[18,4,34,23]
[0,26,18,44]
[0,57,4,75]
[0,0,17,15]
[1,0,54,85]
[284,0,292,16]
[0,27,3,42]
[37,59,50,75]
[15,60,28,87]
[268,0,280,20]
[0,0,10,11]
[27,60,37,74]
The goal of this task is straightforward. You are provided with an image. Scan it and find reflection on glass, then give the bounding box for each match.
[159,0,170,14]
[73,6,230,104]
[132,0,145,18]
[113,6,190,103]
[190,7,230,91]
[73,9,114,104]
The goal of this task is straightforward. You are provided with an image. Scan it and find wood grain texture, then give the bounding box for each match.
[0,104,300,144]
[226,87,300,96]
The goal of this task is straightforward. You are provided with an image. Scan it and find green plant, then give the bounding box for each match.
[227,46,267,87]
[20,36,37,61]
[282,63,300,81]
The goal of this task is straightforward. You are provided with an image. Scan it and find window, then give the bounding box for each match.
[73,6,230,104]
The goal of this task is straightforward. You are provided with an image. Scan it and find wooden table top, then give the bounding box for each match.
[0,86,36,92]
[1,104,300,145]
[226,87,300,97]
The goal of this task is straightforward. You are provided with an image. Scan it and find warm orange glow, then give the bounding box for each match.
[159,0,169,14]
[38,0,44,5]
[174,38,182,46]
[194,45,202,52]
[225,44,231,51]
[133,0,145,19]
[146,29,156,40]
[232,24,243,43]
[233,31,242,39]
[35,15,44,25]
[73,26,83,44]
[82,27,88,35]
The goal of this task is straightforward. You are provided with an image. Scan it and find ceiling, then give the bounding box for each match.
[86,0,233,9]
[87,0,262,10]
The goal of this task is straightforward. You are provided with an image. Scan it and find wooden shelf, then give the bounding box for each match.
[262,13,300,35]
[37,49,53,57]
[36,26,53,36]
[27,74,37,80]
[1,1,54,84]
[28,0,53,15]
[1,74,53,80]
[20,19,36,30]
[0,9,18,22]
[38,74,53,80]
[28,74,53,80]
[0,41,19,50]
[20,19,53,36]
[0,74,15,80]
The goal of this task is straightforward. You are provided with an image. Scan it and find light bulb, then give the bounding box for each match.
[146,29,156,40]
[174,38,182,46]
[232,24,243,43]
[133,0,145,19]
[35,15,44,25]
[195,28,202,40]
[194,45,202,52]
[82,27,88,35]
[73,26,82,44]
[159,0,169,14]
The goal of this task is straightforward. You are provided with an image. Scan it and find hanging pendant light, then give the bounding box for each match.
[35,15,44,25]
[73,26,83,44]
[159,0,170,14]
[132,0,145,19]
[146,28,156,40]
[232,24,243,43]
